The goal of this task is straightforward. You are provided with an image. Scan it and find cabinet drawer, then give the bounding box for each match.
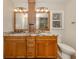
[27,47,35,51]
[27,44,35,47]
[27,39,35,42]
[27,48,35,58]
[27,41,35,44]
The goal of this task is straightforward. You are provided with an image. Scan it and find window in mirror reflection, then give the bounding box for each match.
[39,17,48,29]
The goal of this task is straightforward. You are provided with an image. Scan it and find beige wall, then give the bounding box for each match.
[3,0,14,32]
[64,0,76,49]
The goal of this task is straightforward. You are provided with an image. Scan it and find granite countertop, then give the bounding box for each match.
[3,32,55,36]
[3,32,28,36]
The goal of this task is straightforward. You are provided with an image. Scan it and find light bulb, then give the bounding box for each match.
[41,9,44,12]
[45,9,49,12]
[36,9,40,12]
[19,9,22,12]
[14,9,18,12]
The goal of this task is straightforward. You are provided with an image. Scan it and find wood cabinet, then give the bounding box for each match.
[4,36,57,59]
[26,36,36,58]
[36,37,48,58]
[36,36,57,58]
[15,37,26,58]
[4,37,16,58]
[4,36,26,58]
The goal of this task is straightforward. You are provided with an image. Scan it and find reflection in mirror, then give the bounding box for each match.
[36,12,50,32]
[14,12,50,32]
[39,17,48,29]
[14,12,28,32]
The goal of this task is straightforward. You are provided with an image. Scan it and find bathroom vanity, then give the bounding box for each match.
[4,0,58,58]
[4,33,57,59]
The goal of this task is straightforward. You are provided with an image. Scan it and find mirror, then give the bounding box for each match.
[14,7,50,32]
[36,12,50,31]
[14,12,28,32]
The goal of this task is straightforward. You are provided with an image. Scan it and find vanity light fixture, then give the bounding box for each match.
[14,7,28,12]
[14,7,49,13]
[36,7,49,12]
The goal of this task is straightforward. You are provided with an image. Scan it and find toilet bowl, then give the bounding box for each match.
[58,43,75,59]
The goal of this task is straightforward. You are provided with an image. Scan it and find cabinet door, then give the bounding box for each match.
[4,37,16,58]
[36,36,57,58]
[47,40,57,58]
[15,38,27,58]
[4,36,27,58]
[36,39,47,58]
[36,36,49,58]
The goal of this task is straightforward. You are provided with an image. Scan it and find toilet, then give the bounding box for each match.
[57,36,75,59]
[58,43,75,59]
[50,34,75,59]
[57,35,75,59]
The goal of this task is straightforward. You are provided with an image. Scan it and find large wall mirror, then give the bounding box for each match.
[36,12,50,31]
[14,7,50,32]
[14,12,28,32]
